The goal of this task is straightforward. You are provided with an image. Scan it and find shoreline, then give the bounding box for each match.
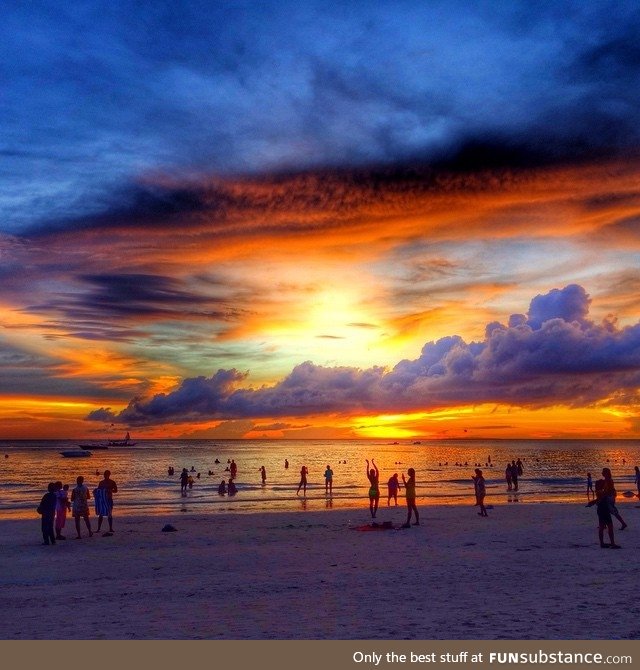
[2,489,639,521]
[1,503,639,639]
[3,490,638,521]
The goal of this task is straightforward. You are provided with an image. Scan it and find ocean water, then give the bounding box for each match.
[2,439,640,519]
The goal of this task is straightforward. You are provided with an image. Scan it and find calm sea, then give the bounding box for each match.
[2,439,639,519]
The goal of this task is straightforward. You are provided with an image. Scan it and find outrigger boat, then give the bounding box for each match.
[78,444,109,450]
[60,449,92,458]
[107,431,136,447]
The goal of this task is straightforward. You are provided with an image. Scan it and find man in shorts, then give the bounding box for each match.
[97,470,118,534]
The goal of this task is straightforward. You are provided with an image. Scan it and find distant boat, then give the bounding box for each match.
[107,431,136,447]
[78,444,109,450]
[61,450,92,458]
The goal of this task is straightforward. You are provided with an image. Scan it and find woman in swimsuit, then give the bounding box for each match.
[366,459,380,519]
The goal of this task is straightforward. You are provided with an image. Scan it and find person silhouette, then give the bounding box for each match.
[366,459,380,519]
[296,466,308,496]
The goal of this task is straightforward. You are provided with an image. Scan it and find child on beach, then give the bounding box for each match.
[227,479,237,496]
[587,479,621,548]
[586,472,594,499]
[472,469,488,517]
[366,459,380,519]
[387,473,401,506]
[55,482,71,540]
[401,468,419,527]
[218,480,226,495]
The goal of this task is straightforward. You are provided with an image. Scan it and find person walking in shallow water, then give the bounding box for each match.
[296,465,308,496]
[324,464,333,495]
[179,468,189,495]
[259,466,267,485]
[401,468,419,527]
[366,459,380,519]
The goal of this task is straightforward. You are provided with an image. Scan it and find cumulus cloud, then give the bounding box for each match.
[88,285,640,426]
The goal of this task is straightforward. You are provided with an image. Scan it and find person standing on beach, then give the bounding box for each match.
[71,476,92,539]
[472,469,488,517]
[401,468,419,527]
[366,459,380,519]
[55,482,71,540]
[602,468,627,531]
[324,464,333,495]
[587,479,620,548]
[505,463,513,491]
[37,482,58,545]
[296,465,308,496]
[260,466,267,485]
[634,466,640,499]
[97,470,117,534]
[230,460,237,479]
[387,473,401,506]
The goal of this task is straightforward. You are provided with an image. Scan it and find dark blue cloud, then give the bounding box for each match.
[91,285,640,426]
[3,1,640,233]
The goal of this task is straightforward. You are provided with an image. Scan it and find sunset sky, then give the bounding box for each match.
[2,1,640,439]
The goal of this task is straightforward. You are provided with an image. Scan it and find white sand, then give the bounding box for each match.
[1,502,639,640]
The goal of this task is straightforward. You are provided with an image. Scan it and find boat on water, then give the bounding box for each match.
[78,444,109,450]
[60,450,92,458]
[107,431,136,447]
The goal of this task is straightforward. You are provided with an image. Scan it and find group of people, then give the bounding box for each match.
[365,459,420,527]
[173,459,239,497]
[37,470,117,545]
[505,459,524,491]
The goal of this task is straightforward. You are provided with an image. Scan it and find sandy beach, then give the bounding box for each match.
[1,502,639,640]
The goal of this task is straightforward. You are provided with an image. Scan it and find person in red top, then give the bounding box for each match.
[97,470,118,534]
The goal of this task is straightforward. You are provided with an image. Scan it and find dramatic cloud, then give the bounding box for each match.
[89,285,640,426]
[4,2,640,232]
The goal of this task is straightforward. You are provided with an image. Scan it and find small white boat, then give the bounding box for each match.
[60,450,92,458]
